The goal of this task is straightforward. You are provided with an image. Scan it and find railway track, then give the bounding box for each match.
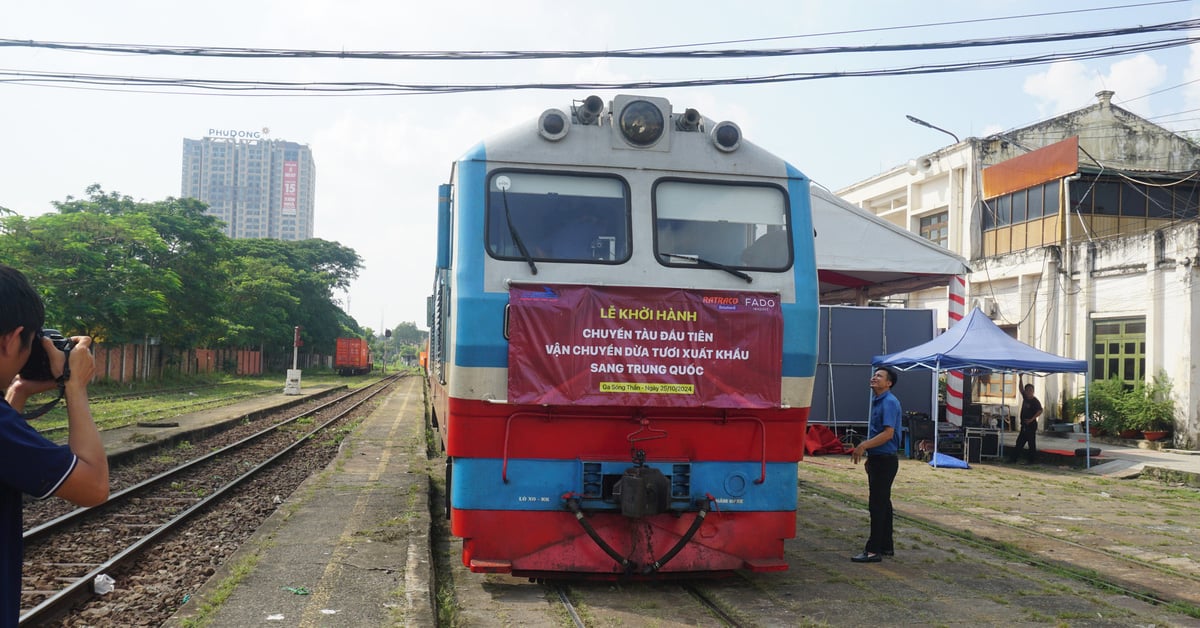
[432,454,1200,626]
[19,375,402,625]
[551,582,745,628]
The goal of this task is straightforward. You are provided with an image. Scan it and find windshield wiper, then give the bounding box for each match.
[500,188,537,275]
[660,252,752,283]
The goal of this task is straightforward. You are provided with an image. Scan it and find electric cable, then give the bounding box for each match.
[0,35,1194,96]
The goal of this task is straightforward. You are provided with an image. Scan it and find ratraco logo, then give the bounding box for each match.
[518,286,559,300]
[702,296,740,305]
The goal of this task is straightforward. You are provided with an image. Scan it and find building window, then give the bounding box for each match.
[1093,318,1145,385]
[918,211,948,247]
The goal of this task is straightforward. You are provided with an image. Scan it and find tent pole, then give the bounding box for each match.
[933,359,941,467]
[1084,375,1092,469]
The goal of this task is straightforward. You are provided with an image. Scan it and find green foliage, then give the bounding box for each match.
[0,185,365,355]
[1068,372,1176,434]
[226,238,364,353]
[391,321,428,346]
[1059,394,1087,423]
[1085,377,1126,433]
[1119,372,1175,432]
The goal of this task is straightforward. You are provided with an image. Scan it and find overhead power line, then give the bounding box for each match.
[0,19,1196,61]
[0,35,1194,97]
[617,0,1191,51]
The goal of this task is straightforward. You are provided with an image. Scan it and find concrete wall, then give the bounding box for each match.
[975,223,1200,448]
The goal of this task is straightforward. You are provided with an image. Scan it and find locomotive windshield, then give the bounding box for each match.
[653,180,791,271]
[486,171,630,263]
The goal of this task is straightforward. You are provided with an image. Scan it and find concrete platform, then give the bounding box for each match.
[1001,429,1200,483]
[164,376,434,627]
[99,383,345,461]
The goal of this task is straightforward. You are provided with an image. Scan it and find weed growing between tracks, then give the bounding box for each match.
[428,472,461,627]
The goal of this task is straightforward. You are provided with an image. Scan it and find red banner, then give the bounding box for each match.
[508,284,782,408]
[282,160,298,215]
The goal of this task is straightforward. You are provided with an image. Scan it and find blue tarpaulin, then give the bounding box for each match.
[929,452,969,469]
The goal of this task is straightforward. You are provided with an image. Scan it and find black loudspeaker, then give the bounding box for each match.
[981,433,1000,457]
[967,436,983,463]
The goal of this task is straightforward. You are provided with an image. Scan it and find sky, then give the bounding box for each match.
[2,1,1198,333]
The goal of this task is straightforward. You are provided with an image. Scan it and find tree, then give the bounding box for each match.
[0,210,175,341]
[53,187,231,347]
[227,238,364,354]
[219,255,299,348]
[391,321,428,346]
[1,186,367,366]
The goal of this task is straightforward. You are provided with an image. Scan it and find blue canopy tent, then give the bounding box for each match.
[873,307,1091,467]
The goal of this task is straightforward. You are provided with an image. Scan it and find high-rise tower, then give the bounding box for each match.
[181,131,315,240]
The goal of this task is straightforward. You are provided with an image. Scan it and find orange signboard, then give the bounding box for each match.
[982,136,1078,200]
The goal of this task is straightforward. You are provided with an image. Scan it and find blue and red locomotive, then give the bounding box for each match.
[427,94,818,577]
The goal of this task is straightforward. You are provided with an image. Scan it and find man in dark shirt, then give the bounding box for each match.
[0,265,108,625]
[1008,383,1043,464]
[850,367,903,563]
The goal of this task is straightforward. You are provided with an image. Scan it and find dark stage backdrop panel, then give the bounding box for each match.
[809,306,935,425]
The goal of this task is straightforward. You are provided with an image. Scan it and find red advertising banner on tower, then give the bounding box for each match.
[507,284,782,408]
[282,160,299,215]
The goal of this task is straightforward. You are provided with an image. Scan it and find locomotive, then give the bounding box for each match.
[427,94,818,577]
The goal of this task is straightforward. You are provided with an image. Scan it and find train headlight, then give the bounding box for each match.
[618,99,665,147]
[538,108,570,141]
[711,121,741,152]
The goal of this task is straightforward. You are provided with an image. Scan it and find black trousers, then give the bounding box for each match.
[1010,427,1037,462]
[864,454,898,554]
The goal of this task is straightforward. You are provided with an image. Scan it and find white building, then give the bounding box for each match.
[181,133,316,241]
[838,91,1200,447]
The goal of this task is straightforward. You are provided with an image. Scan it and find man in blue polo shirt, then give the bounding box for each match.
[0,265,108,624]
[850,367,903,563]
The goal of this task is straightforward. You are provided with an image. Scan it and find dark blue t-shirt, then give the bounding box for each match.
[0,399,76,625]
[867,390,903,456]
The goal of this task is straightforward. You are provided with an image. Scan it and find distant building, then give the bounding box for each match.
[837,90,1200,447]
[181,132,315,240]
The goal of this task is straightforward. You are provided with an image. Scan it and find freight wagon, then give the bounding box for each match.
[334,337,372,376]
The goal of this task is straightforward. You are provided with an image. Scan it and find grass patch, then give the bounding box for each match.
[176,552,263,628]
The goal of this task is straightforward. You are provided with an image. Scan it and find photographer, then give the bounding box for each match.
[0,264,108,624]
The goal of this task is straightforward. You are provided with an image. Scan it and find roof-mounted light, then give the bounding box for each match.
[538,108,570,141]
[711,121,741,152]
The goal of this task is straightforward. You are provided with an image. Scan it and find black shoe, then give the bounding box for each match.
[881,549,894,556]
[851,552,882,563]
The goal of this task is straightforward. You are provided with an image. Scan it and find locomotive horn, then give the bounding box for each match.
[576,95,605,125]
[675,108,701,131]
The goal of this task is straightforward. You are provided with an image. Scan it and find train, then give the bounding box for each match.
[334,337,372,375]
[427,94,819,577]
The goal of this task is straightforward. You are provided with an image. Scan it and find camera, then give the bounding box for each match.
[19,328,73,382]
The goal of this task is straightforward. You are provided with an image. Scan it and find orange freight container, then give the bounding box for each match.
[334,337,372,375]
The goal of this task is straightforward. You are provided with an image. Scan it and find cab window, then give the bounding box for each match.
[654,180,791,270]
[486,172,630,263]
